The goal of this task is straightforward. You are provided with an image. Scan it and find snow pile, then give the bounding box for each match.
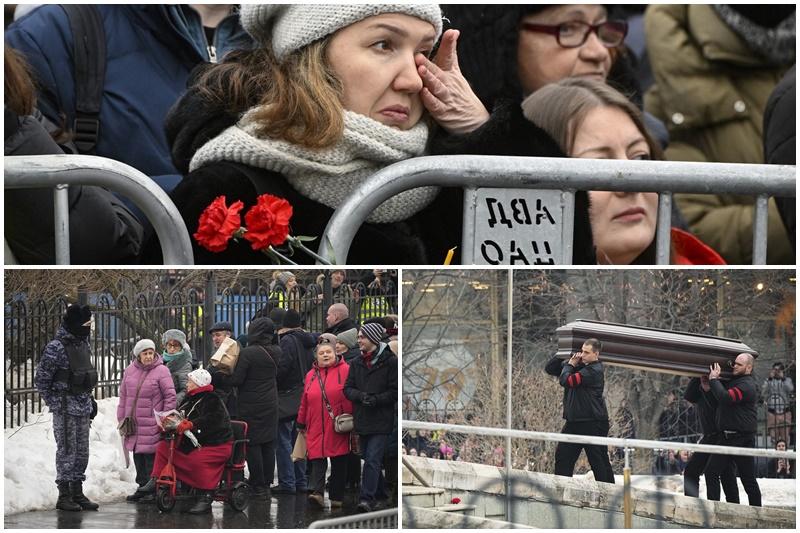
[5,397,138,515]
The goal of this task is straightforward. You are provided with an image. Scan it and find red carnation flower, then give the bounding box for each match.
[193,196,244,253]
[451,497,461,504]
[243,194,293,250]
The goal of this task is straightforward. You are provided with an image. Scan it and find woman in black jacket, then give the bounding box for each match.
[212,317,280,498]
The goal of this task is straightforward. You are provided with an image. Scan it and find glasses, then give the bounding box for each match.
[521,20,628,49]
[166,342,182,349]
[317,337,333,346]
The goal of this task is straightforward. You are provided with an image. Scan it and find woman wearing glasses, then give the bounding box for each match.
[416,4,670,264]
[161,329,194,406]
[296,333,354,508]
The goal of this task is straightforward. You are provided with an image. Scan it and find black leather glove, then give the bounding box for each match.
[90,397,98,419]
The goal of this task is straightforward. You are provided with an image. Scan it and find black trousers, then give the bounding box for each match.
[310,455,347,502]
[705,433,761,506]
[345,452,361,488]
[683,433,739,502]
[246,440,275,489]
[555,420,615,483]
[133,453,155,487]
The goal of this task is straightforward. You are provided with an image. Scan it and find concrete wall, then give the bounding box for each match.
[402,457,796,529]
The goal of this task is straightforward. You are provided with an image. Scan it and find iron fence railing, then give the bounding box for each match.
[4,279,397,428]
[319,156,795,265]
[4,154,193,264]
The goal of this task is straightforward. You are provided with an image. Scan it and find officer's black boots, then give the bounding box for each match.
[69,481,100,510]
[56,482,82,511]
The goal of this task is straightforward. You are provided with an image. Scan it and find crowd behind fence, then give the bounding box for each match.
[4,279,397,429]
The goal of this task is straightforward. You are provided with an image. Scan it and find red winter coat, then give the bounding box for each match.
[671,228,726,265]
[296,358,353,460]
[117,354,177,454]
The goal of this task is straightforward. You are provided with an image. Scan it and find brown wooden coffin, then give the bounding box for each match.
[555,320,759,378]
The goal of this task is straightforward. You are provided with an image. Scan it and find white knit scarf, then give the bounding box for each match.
[190,109,439,224]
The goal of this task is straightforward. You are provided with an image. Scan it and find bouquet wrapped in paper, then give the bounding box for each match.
[209,336,240,375]
[154,409,200,449]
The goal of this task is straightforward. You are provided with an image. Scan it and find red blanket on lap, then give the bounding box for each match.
[152,439,233,490]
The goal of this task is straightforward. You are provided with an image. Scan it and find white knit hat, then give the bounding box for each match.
[133,339,156,358]
[240,4,444,59]
[187,369,212,388]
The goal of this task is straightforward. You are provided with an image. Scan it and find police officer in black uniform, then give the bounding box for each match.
[547,338,615,483]
[704,353,761,506]
[682,376,739,502]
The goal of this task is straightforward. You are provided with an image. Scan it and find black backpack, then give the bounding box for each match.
[60,5,106,154]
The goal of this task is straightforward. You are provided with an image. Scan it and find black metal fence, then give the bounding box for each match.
[5,278,397,429]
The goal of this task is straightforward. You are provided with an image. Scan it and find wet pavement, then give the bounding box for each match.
[4,491,390,529]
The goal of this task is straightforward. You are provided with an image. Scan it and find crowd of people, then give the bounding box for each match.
[5,4,795,265]
[35,299,399,515]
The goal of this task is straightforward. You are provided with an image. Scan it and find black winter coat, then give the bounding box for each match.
[213,318,279,443]
[325,317,359,336]
[764,65,795,250]
[344,345,397,435]
[277,329,316,392]
[177,388,233,454]
[709,374,758,434]
[683,378,720,435]
[4,107,143,264]
[558,361,609,422]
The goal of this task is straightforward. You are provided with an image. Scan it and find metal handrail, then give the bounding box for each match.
[403,420,797,460]
[308,507,398,529]
[318,155,795,265]
[4,154,194,264]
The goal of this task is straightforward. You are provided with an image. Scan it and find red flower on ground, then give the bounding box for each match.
[243,194,293,250]
[193,196,244,253]
[451,497,461,504]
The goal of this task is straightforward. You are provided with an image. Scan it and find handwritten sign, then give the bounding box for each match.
[468,188,565,265]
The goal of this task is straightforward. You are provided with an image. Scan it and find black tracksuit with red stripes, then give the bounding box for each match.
[553,359,615,483]
[706,373,761,506]
[709,374,757,433]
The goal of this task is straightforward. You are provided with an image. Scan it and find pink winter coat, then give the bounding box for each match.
[296,358,353,460]
[117,354,177,454]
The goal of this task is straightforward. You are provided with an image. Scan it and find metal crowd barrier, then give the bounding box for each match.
[308,508,398,529]
[4,154,193,264]
[403,420,797,527]
[319,155,795,265]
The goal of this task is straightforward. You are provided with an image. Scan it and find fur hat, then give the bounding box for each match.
[187,368,212,388]
[133,339,156,358]
[162,329,192,356]
[240,4,444,60]
[283,309,302,329]
[62,304,92,337]
[360,322,386,347]
[337,328,359,349]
